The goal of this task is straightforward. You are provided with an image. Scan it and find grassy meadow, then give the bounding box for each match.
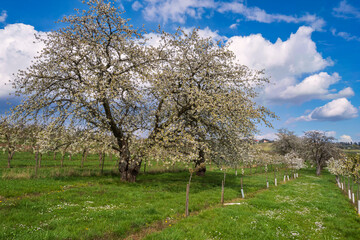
[1,151,360,239]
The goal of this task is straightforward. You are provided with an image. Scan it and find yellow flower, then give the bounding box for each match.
[85,228,89,230]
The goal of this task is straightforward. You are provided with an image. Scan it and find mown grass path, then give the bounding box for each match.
[145,170,360,240]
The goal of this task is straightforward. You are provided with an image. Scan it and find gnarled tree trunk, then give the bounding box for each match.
[194,148,206,176]
[118,140,141,182]
[316,162,322,176]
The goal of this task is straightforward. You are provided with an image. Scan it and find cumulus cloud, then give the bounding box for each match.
[0,24,45,98]
[227,26,353,104]
[0,10,7,23]
[218,2,325,30]
[142,0,216,23]
[279,72,354,103]
[292,98,358,122]
[339,134,353,143]
[228,26,331,77]
[333,0,360,19]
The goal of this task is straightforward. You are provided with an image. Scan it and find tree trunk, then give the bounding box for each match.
[38,153,42,168]
[35,150,39,176]
[53,151,56,161]
[118,140,141,182]
[316,164,321,176]
[99,152,103,167]
[194,148,206,176]
[101,153,105,175]
[61,154,65,168]
[7,150,14,168]
[81,149,87,168]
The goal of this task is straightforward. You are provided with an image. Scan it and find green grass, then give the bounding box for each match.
[343,149,360,154]
[145,169,360,240]
[0,151,284,240]
[3,151,359,239]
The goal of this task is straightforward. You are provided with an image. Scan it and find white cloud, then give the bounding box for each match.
[292,98,358,122]
[333,0,360,19]
[132,1,143,11]
[141,0,325,30]
[227,26,349,104]
[331,28,360,41]
[0,10,7,23]
[278,72,354,103]
[325,131,337,138]
[218,2,325,30]
[183,26,227,42]
[0,24,45,98]
[142,0,216,23]
[229,23,238,29]
[143,32,163,47]
[144,26,226,47]
[339,134,353,143]
[256,132,277,140]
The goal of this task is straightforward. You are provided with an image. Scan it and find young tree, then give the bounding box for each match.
[327,156,346,187]
[285,151,305,178]
[303,131,340,176]
[0,116,25,168]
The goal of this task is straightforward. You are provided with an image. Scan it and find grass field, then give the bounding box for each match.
[1,151,283,239]
[1,152,359,239]
[145,169,360,240]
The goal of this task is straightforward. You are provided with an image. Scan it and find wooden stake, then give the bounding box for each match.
[221,180,224,205]
[185,183,190,217]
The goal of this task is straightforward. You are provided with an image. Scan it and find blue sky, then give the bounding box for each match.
[0,0,359,142]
